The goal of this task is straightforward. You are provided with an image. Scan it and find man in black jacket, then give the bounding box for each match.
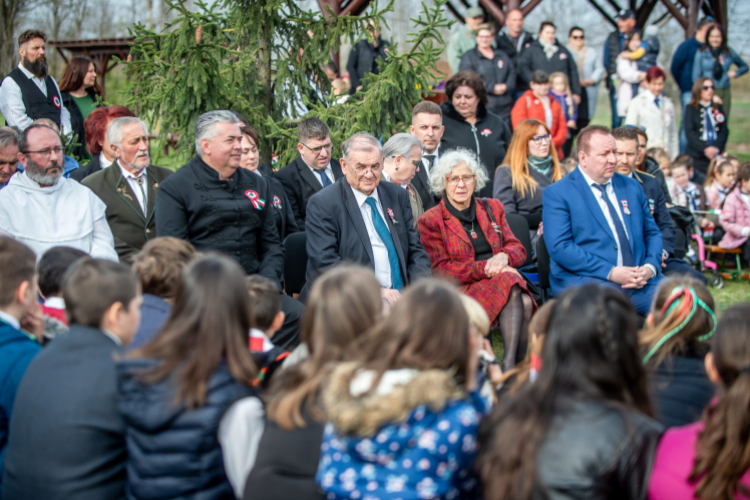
[604,9,637,128]
[409,101,443,210]
[275,117,343,230]
[304,132,431,305]
[494,9,534,97]
[2,259,140,500]
[347,21,389,94]
[155,111,304,348]
[518,22,581,100]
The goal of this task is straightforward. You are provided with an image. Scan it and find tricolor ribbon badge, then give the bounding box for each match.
[272,195,282,209]
[53,96,61,108]
[648,198,655,214]
[621,200,630,215]
[387,208,398,225]
[245,190,265,210]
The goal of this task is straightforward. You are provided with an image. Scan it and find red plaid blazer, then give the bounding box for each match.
[418,197,530,320]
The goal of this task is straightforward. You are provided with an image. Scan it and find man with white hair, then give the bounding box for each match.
[82,116,173,263]
[0,123,117,260]
[304,132,431,305]
[155,110,304,348]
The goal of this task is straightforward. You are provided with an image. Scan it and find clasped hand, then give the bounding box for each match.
[610,265,652,289]
[484,252,519,278]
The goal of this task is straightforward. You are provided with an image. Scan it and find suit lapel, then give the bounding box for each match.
[571,169,616,244]
[297,157,324,193]
[342,181,375,265]
[144,166,159,224]
[415,160,430,189]
[377,185,408,278]
[612,175,635,254]
[107,163,147,223]
[442,202,472,245]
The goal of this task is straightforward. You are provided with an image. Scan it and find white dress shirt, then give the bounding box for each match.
[0,63,72,133]
[119,163,149,213]
[100,152,114,169]
[0,310,21,330]
[302,158,334,186]
[351,186,392,289]
[101,329,123,346]
[421,150,440,175]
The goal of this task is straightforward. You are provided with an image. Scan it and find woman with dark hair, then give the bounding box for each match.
[239,124,299,242]
[58,56,103,161]
[317,280,495,500]
[117,254,259,500]
[625,66,679,159]
[648,303,750,499]
[692,24,748,121]
[518,21,581,106]
[684,77,730,177]
[228,266,383,500]
[641,278,717,428]
[439,70,511,197]
[477,285,664,500]
[510,70,567,159]
[459,23,516,123]
[69,105,136,182]
[494,118,566,246]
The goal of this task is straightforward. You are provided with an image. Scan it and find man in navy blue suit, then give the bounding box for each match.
[542,125,664,314]
[304,132,431,305]
[611,126,706,284]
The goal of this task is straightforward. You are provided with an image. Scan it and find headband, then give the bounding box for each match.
[642,286,717,364]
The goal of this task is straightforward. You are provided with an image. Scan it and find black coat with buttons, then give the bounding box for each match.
[684,103,729,162]
[155,155,284,287]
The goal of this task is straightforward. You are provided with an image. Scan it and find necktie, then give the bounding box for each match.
[593,184,635,267]
[134,176,147,213]
[365,197,404,291]
[422,155,435,174]
[654,97,660,109]
[315,169,332,187]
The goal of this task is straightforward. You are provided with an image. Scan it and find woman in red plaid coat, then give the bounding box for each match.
[418,148,535,370]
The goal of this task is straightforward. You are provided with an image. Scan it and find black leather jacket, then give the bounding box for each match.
[534,400,663,500]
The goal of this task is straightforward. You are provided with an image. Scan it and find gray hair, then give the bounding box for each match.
[0,127,19,149]
[195,110,241,153]
[382,133,423,159]
[429,148,488,197]
[107,117,149,148]
[341,132,382,163]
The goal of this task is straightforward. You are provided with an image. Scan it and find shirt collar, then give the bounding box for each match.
[301,156,331,173]
[351,184,380,208]
[0,310,21,330]
[118,161,147,180]
[43,296,66,309]
[101,329,123,346]
[579,167,609,188]
[100,152,114,169]
[17,62,41,81]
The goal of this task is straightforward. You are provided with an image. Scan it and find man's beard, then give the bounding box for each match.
[121,152,149,171]
[22,55,48,79]
[25,157,62,186]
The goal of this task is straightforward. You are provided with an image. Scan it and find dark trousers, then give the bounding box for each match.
[663,256,707,284]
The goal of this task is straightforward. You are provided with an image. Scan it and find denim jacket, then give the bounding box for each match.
[692,47,748,89]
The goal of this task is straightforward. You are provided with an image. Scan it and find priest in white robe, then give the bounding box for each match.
[0,123,117,261]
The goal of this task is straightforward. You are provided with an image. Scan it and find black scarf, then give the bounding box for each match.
[445,197,494,261]
[710,46,724,81]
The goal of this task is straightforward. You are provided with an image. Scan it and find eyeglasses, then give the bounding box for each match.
[702,85,715,90]
[446,174,475,186]
[571,35,584,39]
[391,155,420,167]
[353,165,382,175]
[300,142,332,155]
[22,146,63,158]
[531,133,552,143]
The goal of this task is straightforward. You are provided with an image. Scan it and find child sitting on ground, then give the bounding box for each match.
[36,246,88,342]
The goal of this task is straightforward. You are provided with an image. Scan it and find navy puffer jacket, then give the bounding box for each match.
[117,358,255,500]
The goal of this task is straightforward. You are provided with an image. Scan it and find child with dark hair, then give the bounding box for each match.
[36,246,88,341]
[0,237,41,495]
[3,259,141,500]
[246,275,285,354]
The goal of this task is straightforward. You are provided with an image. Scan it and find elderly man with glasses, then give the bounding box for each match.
[275,117,344,230]
[304,132,431,305]
[0,123,117,260]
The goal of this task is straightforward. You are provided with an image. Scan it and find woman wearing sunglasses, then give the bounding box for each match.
[418,148,535,371]
[494,119,566,251]
[683,77,730,179]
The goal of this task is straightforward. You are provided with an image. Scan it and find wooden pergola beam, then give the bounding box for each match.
[445,1,463,21]
[659,0,687,29]
[521,0,544,17]
[585,0,618,27]
[478,0,506,24]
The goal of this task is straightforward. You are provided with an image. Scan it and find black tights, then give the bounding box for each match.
[498,285,533,372]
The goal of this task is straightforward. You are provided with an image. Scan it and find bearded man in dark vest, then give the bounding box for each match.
[0,30,72,134]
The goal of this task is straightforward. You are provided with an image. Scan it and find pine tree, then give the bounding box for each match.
[124,0,452,166]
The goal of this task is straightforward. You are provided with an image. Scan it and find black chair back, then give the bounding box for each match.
[537,233,550,294]
[505,213,533,268]
[283,232,307,295]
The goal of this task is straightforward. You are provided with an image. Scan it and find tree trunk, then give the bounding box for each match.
[1,0,24,78]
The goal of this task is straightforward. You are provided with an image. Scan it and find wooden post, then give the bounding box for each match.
[687,0,698,37]
[478,0,506,24]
